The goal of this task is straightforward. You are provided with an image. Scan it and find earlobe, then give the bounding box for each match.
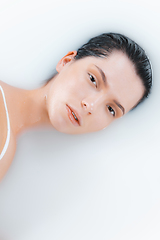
[56,51,77,73]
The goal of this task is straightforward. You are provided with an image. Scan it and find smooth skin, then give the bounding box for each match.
[0,50,145,180]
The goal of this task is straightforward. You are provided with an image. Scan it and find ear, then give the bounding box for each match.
[56,51,77,73]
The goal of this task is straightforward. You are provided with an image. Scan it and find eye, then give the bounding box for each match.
[107,105,115,117]
[88,74,97,87]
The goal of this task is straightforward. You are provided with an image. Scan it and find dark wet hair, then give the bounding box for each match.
[74,32,152,109]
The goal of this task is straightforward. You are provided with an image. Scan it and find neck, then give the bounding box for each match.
[2,81,52,135]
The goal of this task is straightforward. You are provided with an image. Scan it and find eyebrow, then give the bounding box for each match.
[94,65,107,85]
[94,64,125,115]
[113,100,125,115]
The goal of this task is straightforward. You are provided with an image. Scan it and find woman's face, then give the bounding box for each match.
[46,50,145,134]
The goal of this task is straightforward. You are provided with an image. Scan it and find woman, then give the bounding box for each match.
[0,33,152,180]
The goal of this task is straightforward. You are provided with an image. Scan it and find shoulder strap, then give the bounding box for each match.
[0,86,10,160]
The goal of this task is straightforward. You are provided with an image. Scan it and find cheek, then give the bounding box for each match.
[86,112,113,132]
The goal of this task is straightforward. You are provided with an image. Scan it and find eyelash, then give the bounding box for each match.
[88,73,97,87]
[107,105,116,117]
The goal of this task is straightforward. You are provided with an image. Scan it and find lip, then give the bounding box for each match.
[66,104,81,127]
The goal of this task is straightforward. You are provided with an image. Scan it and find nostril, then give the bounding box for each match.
[82,101,87,108]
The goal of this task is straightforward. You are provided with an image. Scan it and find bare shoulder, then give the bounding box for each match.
[0,84,16,181]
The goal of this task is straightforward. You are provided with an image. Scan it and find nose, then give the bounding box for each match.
[81,94,103,114]
[81,100,92,115]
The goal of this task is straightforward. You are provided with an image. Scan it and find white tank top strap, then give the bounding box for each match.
[0,85,10,160]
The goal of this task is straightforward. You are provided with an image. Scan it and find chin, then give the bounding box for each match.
[52,123,89,135]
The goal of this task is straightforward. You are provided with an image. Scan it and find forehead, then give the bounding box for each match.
[76,51,145,113]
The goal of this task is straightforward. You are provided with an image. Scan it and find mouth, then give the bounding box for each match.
[66,104,81,127]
